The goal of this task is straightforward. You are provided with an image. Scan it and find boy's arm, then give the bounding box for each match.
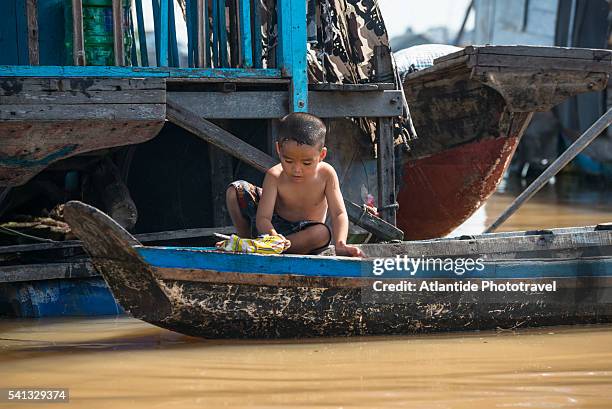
[324,166,365,258]
[256,171,280,236]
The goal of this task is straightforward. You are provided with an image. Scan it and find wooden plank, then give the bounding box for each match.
[196,0,207,67]
[0,90,166,105]
[211,0,219,66]
[0,77,166,92]
[152,0,161,65]
[238,0,253,68]
[0,262,97,283]
[166,98,403,240]
[309,83,395,91]
[434,45,612,65]
[252,0,263,68]
[228,0,239,66]
[26,0,39,65]
[0,104,166,121]
[217,0,228,67]
[159,0,169,66]
[470,45,612,61]
[278,0,308,112]
[0,65,284,78]
[165,90,403,118]
[474,54,612,72]
[360,230,612,259]
[186,0,194,66]
[168,0,179,67]
[112,0,125,66]
[72,0,86,66]
[135,0,149,66]
[0,226,235,256]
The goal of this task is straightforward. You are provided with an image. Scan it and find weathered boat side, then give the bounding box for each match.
[0,77,166,186]
[63,201,612,339]
[397,45,611,239]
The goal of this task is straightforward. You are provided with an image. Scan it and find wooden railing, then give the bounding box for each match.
[8,0,307,112]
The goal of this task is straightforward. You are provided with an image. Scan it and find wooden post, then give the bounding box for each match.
[277,0,308,112]
[238,0,253,67]
[374,45,397,225]
[208,145,234,226]
[196,0,207,67]
[159,0,169,66]
[72,0,86,66]
[217,0,228,67]
[112,0,125,66]
[376,118,396,225]
[26,0,39,65]
[252,0,262,68]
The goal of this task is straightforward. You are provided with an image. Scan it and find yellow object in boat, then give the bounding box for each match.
[216,234,290,254]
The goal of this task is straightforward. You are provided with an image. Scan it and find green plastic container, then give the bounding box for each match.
[65,0,133,66]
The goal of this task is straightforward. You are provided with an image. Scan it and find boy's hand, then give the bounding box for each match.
[335,242,365,258]
[275,234,291,251]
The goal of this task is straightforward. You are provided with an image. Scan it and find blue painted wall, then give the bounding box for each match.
[0,0,65,65]
[39,0,67,65]
[0,0,28,64]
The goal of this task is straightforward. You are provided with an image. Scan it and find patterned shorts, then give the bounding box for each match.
[229,180,331,246]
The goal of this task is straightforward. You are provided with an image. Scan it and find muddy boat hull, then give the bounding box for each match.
[63,201,612,338]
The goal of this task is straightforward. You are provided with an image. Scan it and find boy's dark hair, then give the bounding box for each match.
[277,112,326,148]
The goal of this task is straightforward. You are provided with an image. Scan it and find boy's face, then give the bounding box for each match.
[276,141,327,183]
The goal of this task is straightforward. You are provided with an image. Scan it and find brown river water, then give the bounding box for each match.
[1,175,612,408]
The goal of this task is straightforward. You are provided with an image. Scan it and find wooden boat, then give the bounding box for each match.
[395,45,612,239]
[63,200,612,338]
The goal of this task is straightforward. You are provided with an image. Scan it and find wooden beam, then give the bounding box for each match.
[376,118,396,225]
[165,90,403,118]
[72,0,86,66]
[26,0,39,65]
[166,97,403,240]
[0,66,284,79]
[112,0,125,66]
[167,96,276,169]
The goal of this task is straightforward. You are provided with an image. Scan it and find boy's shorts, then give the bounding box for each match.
[229,180,332,247]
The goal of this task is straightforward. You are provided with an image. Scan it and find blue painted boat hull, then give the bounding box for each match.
[60,201,612,338]
[0,277,123,318]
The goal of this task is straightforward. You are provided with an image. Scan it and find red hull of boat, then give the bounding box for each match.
[397,136,520,240]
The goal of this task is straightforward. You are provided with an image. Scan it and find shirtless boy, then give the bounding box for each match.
[225,112,365,257]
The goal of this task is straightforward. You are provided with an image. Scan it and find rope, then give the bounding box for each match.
[0,226,58,243]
